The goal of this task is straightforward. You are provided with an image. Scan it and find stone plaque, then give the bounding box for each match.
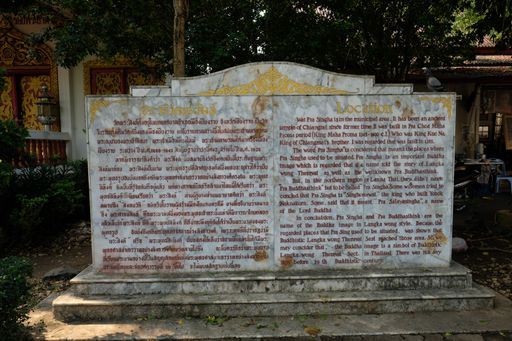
[87,63,455,273]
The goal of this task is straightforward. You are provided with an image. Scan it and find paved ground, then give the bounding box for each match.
[24,194,512,340]
[27,289,512,340]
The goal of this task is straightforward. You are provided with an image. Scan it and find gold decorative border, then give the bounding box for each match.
[88,98,127,125]
[0,19,59,129]
[417,96,453,119]
[198,66,356,96]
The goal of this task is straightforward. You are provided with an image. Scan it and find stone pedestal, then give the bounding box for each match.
[53,262,494,321]
[55,62,495,322]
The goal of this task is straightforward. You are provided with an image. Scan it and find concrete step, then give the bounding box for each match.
[53,284,495,322]
[70,262,472,295]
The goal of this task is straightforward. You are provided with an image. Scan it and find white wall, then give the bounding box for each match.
[57,63,88,160]
[69,62,88,160]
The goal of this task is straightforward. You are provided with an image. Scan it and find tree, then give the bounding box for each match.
[468,0,512,48]
[346,0,476,80]
[2,0,509,81]
[186,0,480,81]
[186,0,263,75]
[2,0,173,75]
[173,0,188,76]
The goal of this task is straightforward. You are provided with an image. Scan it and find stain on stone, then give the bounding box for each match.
[425,231,448,253]
[401,106,413,119]
[432,116,444,128]
[280,255,294,269]
[250,96,268,139]
[395,100,401,108]
[162,243,185,270]
[104,128,116,136]
[251,120,267,139]
[253,249,268,262]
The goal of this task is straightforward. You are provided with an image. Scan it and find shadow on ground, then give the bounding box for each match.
[452,193,512,299]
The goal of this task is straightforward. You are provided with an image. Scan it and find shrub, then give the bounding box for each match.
[0,119,28,164]
[0,160,89,253]
[9,195,47,244]
[0,256,33,340]
[0,119,89,251]
[0,119,29,251]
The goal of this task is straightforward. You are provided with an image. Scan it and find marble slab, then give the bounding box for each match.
[87,73,455,273]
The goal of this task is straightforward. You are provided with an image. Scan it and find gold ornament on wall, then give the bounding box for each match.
[198,66,356,96]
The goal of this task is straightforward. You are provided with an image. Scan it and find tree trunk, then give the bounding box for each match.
[173,0,188,77]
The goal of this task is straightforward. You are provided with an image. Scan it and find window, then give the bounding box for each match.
[0,71,53,130]
[479,125,489,139]
[494,113,503,142]
[86,64,164,95]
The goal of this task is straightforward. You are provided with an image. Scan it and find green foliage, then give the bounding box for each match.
[14,0,174,75]
[188,0,477,80]
[0,161,88,253]
[0,161,13,193]
[9,194,47,244]
[0,256,33,340]
[0,120,29,165]
[472,0,512,48]
[204,315,228,326]
[4,0,510,80]
[187,0,263,75]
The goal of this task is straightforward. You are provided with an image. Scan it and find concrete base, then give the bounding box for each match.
[52,263,495,322]
[54,285,495,321]
[68,262,474,295]
[29,290,512,340]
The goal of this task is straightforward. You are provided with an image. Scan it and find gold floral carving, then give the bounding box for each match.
[417,96,453,119]
[21,75,52,130]
[95,72,123,95]
[127,72,155,87]
[0,76,13,121]
[0,18,59,128]
[83,58,164,95]
[0,16,11,30]
[83,58,133,95]
[198,66,356,96]
[0,19,52,67]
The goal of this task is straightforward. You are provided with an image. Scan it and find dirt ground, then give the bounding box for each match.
[20,194,512,303]
[452,193,512,299]
[16,221,92,304]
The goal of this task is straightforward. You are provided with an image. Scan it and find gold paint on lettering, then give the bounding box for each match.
[417,96,453,119]
[337,102,393,115]
[139,103,217,117]
[198,66,356,96]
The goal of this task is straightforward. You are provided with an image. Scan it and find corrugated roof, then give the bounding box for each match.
[464,55,512,66]
[478,36,496,48]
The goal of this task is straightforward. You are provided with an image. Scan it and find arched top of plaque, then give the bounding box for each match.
[130,62,413,97]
